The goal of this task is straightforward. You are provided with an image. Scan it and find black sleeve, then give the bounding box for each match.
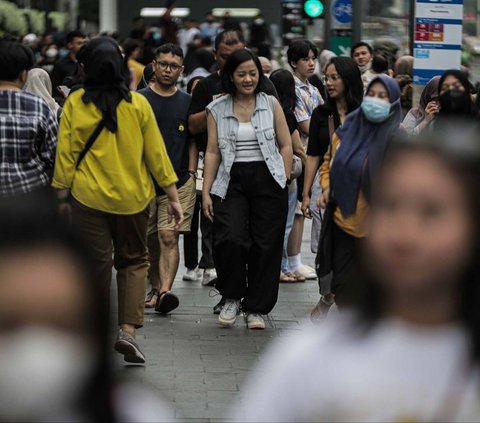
[306,107,330,158]
[188,79,210,116]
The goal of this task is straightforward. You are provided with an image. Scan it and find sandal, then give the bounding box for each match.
[145,288,160,308]
[310,295,334,324]
[286,272,306,282]
[155,291,179,314]
[279,272,297,283]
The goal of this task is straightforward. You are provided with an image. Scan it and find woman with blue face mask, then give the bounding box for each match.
[316,74,402,306]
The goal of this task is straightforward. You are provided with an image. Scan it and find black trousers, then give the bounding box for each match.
[212,162,288,314]
[183,194,215,270]
[331,222,359,305]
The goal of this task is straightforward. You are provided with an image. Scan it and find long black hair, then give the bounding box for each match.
[343,120,480,363]
[269,69,295,112]
[325,56,363,113]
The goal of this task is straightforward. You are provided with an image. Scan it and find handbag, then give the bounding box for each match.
[315,115,336,278]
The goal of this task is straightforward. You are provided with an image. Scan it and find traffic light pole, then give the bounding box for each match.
[324,0,332,50]
[352,0,362,44]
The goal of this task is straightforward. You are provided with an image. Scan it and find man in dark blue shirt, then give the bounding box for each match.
[139,43,197,315]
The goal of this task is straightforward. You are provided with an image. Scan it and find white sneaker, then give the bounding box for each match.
[293,265,317,280]
[245,313,265,330]
[218,299,241,327]
[202,268,217,286]
[183,267,201,281]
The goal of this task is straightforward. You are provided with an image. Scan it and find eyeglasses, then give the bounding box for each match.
[322,74,341,84]
[154,60,182,72]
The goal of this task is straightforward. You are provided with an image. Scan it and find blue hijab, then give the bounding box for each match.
[330,74,402,217]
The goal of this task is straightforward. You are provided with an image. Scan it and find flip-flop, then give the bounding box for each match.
[279,273,297,283]
[155,291,179,314]
[287,272,306,282]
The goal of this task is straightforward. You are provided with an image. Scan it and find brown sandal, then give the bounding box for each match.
[145,288,160,308]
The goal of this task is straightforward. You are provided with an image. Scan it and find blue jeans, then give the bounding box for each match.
[281,183,298,274]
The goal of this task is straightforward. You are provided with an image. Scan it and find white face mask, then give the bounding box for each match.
[254,18,264,25]
[46,48,58,58]
[0,327,95,421]
[358,62,371,73]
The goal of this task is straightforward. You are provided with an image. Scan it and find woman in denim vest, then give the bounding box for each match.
[202,49,292,329]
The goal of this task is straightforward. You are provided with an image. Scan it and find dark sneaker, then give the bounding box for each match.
[213,296,226,314]
[114,329,146,364]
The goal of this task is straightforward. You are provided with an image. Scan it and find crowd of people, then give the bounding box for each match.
[1,9,480,420]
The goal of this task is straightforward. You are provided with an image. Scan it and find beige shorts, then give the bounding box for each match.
[147,177,196,235]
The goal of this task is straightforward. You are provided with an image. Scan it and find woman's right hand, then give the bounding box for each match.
[202,194,214,222]
[424,101,439,122]
[317,188,329,209]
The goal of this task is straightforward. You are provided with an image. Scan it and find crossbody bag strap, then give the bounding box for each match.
[76,120,106,169]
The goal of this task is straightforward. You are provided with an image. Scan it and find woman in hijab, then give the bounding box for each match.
[317,75,402,305]
[394,55,414,117]
[434,69,478,128]
[402,75,440,136]
[52,37,183,365]
[24,67,61,118]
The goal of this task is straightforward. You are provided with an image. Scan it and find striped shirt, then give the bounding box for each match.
[0,90,58,197]
[234,122,263,163]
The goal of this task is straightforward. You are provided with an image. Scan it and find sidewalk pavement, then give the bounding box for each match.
[112,220,319,422]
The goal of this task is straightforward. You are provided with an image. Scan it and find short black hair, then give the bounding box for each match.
[287,40,318,69]
[155,42,184,60]
[221,48,266,95]
[214,29,245,50]
[0,40,34,81]
[66,30,86,45]
[371,54,389,74]
[351,41,373,57]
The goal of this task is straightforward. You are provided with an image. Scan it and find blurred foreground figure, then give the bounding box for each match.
[0,193,172,422]
[236,120,480,422]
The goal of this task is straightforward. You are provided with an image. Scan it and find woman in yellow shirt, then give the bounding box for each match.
[52,37,183,364]
[318,75,402,306]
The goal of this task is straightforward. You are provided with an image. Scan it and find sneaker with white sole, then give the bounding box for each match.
[114,329,146,364]
[293,265,317,280]
[245,313,265,330]
[218,299,241,327]
[183,267,201,281]
[202,268,217,286]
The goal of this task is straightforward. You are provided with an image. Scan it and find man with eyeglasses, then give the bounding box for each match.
[139,43,197,314]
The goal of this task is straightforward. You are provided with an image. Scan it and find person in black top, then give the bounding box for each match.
[51,31,86,94]
[301,56,363,322]
[139,43,197,314]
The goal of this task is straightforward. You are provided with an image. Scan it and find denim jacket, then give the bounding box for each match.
[206,92,287,199]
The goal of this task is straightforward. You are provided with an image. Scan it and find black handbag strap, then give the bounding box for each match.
[76,120,106,169]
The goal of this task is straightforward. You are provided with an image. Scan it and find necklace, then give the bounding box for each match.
[234,99,255,111]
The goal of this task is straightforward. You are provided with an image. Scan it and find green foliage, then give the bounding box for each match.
[0,0,28,35]
[0,0,68,35]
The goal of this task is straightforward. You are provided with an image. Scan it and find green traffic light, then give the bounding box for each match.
[304,0,324,18]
